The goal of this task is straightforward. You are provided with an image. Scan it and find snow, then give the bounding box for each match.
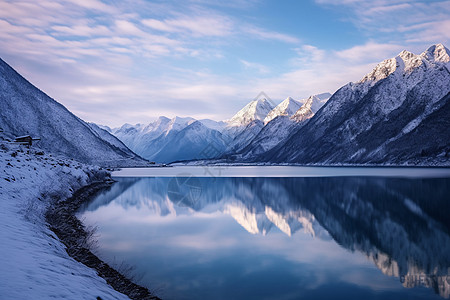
[0,139,129,300]
[226,98,274,127]
[291,93,331,122]
[111,117,228,163]
[0,58,144,167]
[264,97,302,124]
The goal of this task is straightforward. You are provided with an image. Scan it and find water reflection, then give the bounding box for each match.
[81,176,450,299]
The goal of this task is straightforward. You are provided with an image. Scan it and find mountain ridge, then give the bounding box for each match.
[261,43,450,165]
[0,58,146,167]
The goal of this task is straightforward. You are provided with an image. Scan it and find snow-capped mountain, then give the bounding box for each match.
[226,97,274,128]
[262,44,450,165]
[228,93,331,160]
[111,116,227,163]
[113,116,190,159]
[221,97,275,153]
[291,92,331,122]
[150,120,228,163]
[0,58,145,167]
[233,116,298,159]
[264,97,302,124]
[109,97,275,163]
[107,44,449,166]
[223,120,264,154]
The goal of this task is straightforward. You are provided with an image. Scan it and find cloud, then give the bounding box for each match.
[315,0,450,46]
[141,19,174,32]
[51,24,112,37]
[334,42,404,63]
[141,15,234,37]
[240,60,270,74]
[243,26,300,44]
[292,45,326,65]
[0,0,448,127]
[242,42,407,103]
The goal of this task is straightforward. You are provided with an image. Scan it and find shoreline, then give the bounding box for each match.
[46,180,160,300]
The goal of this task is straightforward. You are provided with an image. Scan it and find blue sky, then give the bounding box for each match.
[0,0,449,126]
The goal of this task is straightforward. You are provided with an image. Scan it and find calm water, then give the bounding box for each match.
[80,167,450,300]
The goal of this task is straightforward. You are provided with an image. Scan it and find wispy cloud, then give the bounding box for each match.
[0,0,448,126]
[334,42,404,63]
[142,15,234,37]
[244,26,300,44]
[316,0,450,46]
[240,60,270,74]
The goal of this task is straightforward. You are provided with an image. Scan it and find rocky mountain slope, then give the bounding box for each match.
[261,44,450,165]
[0,58,145,167]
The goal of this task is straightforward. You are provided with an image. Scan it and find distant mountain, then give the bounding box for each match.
[229,93,331,160]
[150,120,228,163]
[0,58,145,167]
[109,98,275,163]
[111,116,227,163]
[113,116,191,160]
[264,97,302,124]
[109,93,331,164]
[106,44,449,166]
[222,97,275,153]
[224,120,264,154]
[263,44,450,165]
[226,97,274,128]
[291,93,331,122]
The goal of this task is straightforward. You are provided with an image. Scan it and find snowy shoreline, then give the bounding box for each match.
[0,142,157,300]
[47,180,159,300]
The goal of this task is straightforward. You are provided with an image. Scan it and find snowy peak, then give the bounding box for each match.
[306,92,332,113]
[421,43,450,64]
[291,93,331,122]
[264,97,302,124]
[360,57,398,84]
[166,116,195,133]
[199,119,227,131]
[360,43,450,87]
[228,98,274,127]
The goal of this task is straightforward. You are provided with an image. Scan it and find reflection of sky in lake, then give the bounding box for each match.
[80,174,450,300]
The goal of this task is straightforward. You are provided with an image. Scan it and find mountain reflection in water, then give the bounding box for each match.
[81,176,450,300]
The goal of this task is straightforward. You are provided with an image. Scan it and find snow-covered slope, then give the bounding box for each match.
[0,58,145,167]
[87,122,135,156]
[291,92,331,122]
[0,139,129,300]
[226,97,274,128]
[151,120,228,163]
[109,98,275,163]
[198,119,227,131]
[112,116,190,160]
[235,116,299,159]
[220,98,275,154]
[264,97,302,124]
[231,93,331,160]
[223,120,265,154]
[264,43,450,165]
[111,117,228,163]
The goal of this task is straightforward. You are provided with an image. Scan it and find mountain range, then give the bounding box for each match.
[1,43,448,166]
[263,43,450,165]
[110,92,331,163]
[107,44,449,166]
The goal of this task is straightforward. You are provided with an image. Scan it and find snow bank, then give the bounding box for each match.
[0,140,130,300]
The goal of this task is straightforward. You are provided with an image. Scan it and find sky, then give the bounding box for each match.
[0,0,449,127]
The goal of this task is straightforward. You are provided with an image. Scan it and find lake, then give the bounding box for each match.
[79,166,450,300]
